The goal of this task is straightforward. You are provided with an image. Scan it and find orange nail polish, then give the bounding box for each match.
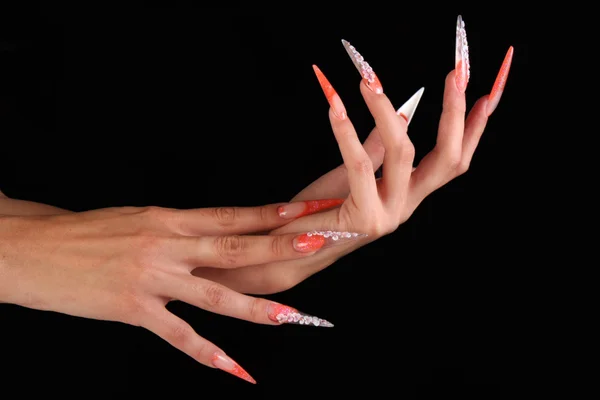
[277,199,344,219]
[312,65,347,119]
[293,230,368,253]
[211,351,256,384]
[486,46,514,116]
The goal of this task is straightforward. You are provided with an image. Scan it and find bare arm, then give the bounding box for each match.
[0,189,72,216]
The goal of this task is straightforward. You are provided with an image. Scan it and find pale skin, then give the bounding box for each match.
[0,70,493,373]
[194,70,492,293]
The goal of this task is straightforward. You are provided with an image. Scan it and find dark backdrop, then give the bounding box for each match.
[0,4,528,396]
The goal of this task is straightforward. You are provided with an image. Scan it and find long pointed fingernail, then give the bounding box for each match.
[396,87,424,124]
[455,15,470,93]
[211,351,256,384]
[278,199,344,219]
[268,303,334,327]
[341,39,383,94]
[312,65,347,119]
[293,230,367,253]
[486,46,514,117]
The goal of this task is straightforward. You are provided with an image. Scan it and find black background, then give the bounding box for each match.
[1,4,528,396]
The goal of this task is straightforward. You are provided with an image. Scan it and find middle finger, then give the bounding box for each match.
[341,40,414,207]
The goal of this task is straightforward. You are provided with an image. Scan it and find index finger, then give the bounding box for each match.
[173,200,343,236]
[161,275,334,327]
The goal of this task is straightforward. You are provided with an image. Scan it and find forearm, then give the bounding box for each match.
[0,191,72,216]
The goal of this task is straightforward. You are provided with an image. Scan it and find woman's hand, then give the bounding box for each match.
[0,201,348,383]
[195,21,514,294]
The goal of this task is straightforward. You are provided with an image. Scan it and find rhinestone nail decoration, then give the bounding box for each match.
[456,16,471,79]
[341,39,376,83]
[306,230,364,241]
[268,304,334,328]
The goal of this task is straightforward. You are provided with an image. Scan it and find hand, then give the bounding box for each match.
[0,202,346,383]
[195,27,514,294]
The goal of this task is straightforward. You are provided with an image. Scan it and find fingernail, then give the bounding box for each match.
[396,87,425,124]
[341,39,383,94]
[312,65,347,119]
[211,351,256,384]
[277,199,344,219]
[293,230,368,253]
[455,15,470,93]
[486,46,514,117]
[267,303,334,327]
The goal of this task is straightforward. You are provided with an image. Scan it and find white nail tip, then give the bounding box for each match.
[396,87,424,124]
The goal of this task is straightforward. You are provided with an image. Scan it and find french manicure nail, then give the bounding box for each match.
[312,65,347,119]
[455,15,470,93]
[341,39,383,94]
[293,230,368,253]
[396,87,425,124]
[277,199,344,219]
[211,351,256,384]
[267,303,334,327]
[486,46,514,117]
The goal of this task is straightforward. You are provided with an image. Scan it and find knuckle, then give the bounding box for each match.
[166,320,194,348]
[258,205,272,223]
[213,235,245,265]
[401,140,416,160]
[247,297,265,322]
[456,160,470,176]
[352,158,374,176]
[133,233,165,263]
[443,151,463,171]
[270,236,286,258]
[203,284,229,308]
[139,206,164,219]
[120,295,150,325]
[212,207,237,226]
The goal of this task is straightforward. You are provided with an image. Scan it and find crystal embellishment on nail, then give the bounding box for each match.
[268,304,334,327]
[456,15,471,80]
[306,230,366,240]
[341,39,376,83]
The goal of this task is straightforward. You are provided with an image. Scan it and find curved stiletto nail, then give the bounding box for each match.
[312,65,347,119]
[278,199,344,219]
[267,303,334,327]
[455,15,471,93]
[396,87,425,124]
[293,230,367,253]
[341,39,383,94]
[211,351,256,384]
[486,46,514,117]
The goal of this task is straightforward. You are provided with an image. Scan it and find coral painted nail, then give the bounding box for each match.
[486,46,514,116]
[455,15,471,93]
[211,351,256,384]
[341,39,383,94]
[293,230,367,253]
[312,65,347,119]
[277,199,344,219]
[267,303,334,327]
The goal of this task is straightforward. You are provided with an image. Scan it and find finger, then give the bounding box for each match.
[342,39,414,206]
[162,275,334,327]
[291,126,385,202]
[173,201,343,236]
[461,96,489,169]
[312,65,378,208]
[409,70,467,203]
[142,307,256,383]
[173,231,363,269]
